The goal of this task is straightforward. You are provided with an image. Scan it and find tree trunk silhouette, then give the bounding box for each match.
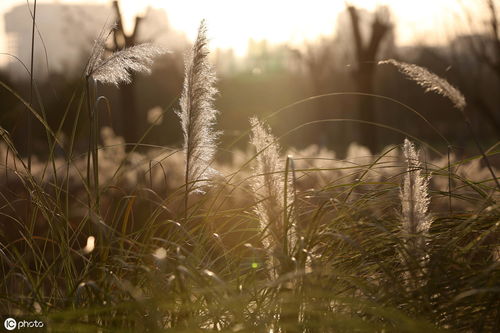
[347,5,391,153]
[111,1,143,149]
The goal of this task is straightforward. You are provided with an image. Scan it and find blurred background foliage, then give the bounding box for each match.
[0,1,499,159]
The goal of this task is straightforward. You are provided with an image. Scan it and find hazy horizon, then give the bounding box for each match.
[0,0,488,68]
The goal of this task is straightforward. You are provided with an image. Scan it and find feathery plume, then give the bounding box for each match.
[176,20,220,194]
[85,25,112,79]
[400,138,432,237]
[380,60,499,190]
[85,25,165,86]
[379,59,466,111]
[249,117,295,253]
[400,139,433,286]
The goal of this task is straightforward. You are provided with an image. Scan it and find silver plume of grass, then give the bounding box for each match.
[379,59,466,111]
[85,25,165,86]
[249,117,295,254]
[381,59,500,192]
[176,21,220,193]
[400,139,432,285]
[401,138,432,237]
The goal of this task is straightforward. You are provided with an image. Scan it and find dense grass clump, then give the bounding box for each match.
[0,22,499,332]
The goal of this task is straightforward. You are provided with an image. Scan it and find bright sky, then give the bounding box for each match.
[0,0,487,61]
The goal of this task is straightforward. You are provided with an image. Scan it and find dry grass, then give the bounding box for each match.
[0,21,498,333]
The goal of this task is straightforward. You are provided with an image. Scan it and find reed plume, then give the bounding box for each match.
[83,25,165,212]
[381,59,499,190]
[379,59,466,110]
[85,26,165,86]
[401,139,431,237]
[177,20,220,197]
[249,117,295,260]
[400,138,432,281]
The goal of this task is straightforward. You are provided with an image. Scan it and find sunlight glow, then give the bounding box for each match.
[0,0,487,61]
[127,0,479,55]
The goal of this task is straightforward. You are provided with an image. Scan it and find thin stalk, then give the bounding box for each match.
[92,81,100,213]
[65,89,85,217]
[28,0,37,172]
[283,156,290,259]
[448,145,453,214]
[408,162,416,235]
[184,144,190,221]
[26,0,37,252]
[183,72,196,221]
[85,78,93,211]
[149,160,153,189]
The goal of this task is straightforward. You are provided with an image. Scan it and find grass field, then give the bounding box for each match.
[0,19,499,332]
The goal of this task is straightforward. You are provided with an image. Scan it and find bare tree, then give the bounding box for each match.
[347,5,392,152]
[110,0,143,148]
